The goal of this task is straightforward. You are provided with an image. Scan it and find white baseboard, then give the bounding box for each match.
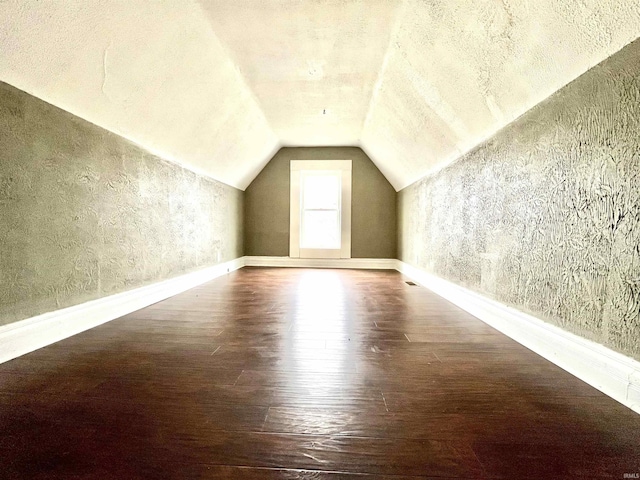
[244,256,397,269]
[0,257,245,364]
[4,255,638,415]
[396,261,640,415]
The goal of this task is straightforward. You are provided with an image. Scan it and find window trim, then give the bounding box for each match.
[290,160,352,259]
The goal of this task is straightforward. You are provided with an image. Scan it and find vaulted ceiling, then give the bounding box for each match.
[1,1,639,190]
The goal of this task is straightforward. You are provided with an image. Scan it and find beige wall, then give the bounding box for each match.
[245,147,396,258]
[398,39,640,361]
[0,81,243,327]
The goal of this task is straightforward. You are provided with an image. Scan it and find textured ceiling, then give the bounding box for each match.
[1,1,639,190]
[199,0,403,148]
[0,1,279,189]
[362,0,640,189]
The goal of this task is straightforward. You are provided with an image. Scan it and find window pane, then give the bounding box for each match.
[301,210,340,249]
[303,174,340,210]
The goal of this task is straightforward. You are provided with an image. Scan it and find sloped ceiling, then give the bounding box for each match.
[362,0,640,189]
[0,1,279,189]
[1,1,639,190]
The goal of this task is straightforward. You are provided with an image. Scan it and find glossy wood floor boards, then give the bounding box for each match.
[1,267,638,479]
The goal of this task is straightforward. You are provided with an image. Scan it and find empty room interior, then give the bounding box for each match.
[1,1,640,478]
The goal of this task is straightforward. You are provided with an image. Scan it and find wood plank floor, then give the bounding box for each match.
[1,267,638,479]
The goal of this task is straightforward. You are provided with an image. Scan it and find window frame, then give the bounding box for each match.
[290,160,352,259]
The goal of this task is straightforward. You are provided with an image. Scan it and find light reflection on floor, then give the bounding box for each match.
[282,270,356,388]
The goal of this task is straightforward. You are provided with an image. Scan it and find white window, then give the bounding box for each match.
[290,160,352,259]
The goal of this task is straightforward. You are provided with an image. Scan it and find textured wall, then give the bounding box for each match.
[0,82,243,327]
[399,39,640,360]
[245,147,397,258]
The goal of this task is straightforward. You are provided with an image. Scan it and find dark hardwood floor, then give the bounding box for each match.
[1,267,638,479]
